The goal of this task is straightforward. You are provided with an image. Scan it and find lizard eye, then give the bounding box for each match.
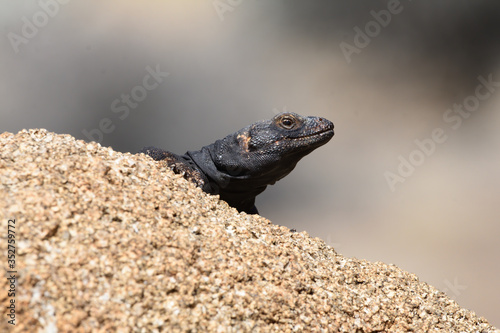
[277,115,297,130]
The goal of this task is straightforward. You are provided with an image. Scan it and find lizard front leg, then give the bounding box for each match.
[139,146,206,188]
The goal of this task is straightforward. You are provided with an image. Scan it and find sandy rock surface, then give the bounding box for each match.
[0,129,498,332]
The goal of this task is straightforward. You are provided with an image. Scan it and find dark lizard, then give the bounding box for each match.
[139,112,334,214]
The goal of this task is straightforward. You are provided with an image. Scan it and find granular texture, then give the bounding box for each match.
[0,129,497,332]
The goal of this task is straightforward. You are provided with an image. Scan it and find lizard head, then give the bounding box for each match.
[213,112,334,181]
[246,112,334,155]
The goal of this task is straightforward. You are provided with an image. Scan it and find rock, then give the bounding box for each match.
[0,129,498,332]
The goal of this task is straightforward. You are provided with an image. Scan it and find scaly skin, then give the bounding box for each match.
[139,112,334,214]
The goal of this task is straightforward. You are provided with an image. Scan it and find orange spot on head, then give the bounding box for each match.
[237,132,251,152]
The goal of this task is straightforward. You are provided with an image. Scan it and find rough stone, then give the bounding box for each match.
[0,129,498,332]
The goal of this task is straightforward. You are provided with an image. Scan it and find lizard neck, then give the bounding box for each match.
[185,147,225,194]
[186,143,267,213]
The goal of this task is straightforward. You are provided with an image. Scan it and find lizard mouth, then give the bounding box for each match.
[297,123,334,140]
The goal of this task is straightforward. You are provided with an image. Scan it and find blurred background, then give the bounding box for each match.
[1,0,499,326]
